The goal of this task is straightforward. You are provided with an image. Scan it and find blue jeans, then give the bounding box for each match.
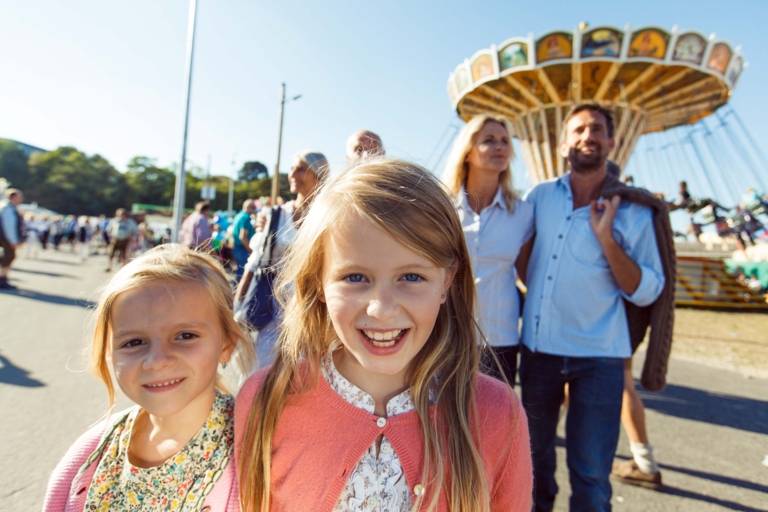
[520,346,624,512]
[233,246,249,280]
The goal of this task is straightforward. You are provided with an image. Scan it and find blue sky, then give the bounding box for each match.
[1,0,766,200]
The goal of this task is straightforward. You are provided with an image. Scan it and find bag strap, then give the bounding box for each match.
[260,206,282,268]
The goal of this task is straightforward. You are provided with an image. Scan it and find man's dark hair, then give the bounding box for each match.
[195,201,211,213]
[563,103,615,138]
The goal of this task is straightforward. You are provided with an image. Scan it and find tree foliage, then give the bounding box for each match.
[0,142,292,216]
[238,160,269,181]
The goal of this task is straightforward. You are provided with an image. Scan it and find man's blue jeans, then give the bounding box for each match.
[520,346,624,512]
[233,246,249,280]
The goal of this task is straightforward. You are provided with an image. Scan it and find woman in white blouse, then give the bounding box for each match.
[235,150,328,367]
[443,114,534,386]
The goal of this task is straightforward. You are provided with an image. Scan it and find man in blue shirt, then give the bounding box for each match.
[520,104,665,512]
[232,199,256,279]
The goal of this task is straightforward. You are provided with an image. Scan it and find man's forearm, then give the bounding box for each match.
[600,237,641,295]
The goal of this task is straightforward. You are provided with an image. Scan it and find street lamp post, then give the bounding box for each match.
[228,156,237,214]
[171,0,198,243]
[271,82,301,203]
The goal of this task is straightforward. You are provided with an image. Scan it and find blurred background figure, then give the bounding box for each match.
[345,129,384,164]
[0,188,24,290]
[105,208,138,272]
[180,200,213,250]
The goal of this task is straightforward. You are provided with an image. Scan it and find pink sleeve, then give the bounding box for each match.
[490,393,533,512]
[42,420,106,512]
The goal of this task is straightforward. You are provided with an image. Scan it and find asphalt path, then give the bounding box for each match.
[1,250,766,511]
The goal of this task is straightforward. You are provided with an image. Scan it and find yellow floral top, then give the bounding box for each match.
[83,392,234,511]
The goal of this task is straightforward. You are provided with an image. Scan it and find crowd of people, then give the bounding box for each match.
[30,105,679,511]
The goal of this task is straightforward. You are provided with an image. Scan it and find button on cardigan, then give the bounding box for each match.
[234,368,533,511]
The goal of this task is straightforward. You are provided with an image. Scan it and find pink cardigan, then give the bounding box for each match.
[235,369,533,511]
[43,411,239,512]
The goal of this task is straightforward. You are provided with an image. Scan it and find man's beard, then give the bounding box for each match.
[567,145,606,174]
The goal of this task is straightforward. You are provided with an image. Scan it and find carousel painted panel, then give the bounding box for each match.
[469,50,498,86]
[627,28,670,61]
[671,32,707,66]
[535,31,573,64]
[498,39,531,75]
[580,27,623,59]
[706,42,732,75]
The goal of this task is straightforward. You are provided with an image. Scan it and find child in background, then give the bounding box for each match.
[236,160,532,511]
[44,245,253,511]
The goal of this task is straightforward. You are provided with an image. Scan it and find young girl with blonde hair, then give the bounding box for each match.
[44,245,253,511]
[236,159,532,511]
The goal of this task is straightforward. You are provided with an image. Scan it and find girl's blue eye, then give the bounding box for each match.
[344,273,366,283]
[402,273,424,283]
[176,332,199,341]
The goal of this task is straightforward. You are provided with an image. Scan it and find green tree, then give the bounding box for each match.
[238,161,269,181]
[0,140,31,190]
[125,156,176,207]
[27,147,130,215]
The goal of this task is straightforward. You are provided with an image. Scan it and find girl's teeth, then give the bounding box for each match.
[363,329,403,341]
[146,378,182,388]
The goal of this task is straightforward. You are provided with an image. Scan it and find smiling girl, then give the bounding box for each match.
[44,245,253,511]
[236,159,532,511]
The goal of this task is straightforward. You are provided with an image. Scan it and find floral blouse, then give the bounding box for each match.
[82,392,234,511]
[321,353,413,512]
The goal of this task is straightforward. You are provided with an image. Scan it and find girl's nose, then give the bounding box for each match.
[366,286,398,320]
[143,343,173,370]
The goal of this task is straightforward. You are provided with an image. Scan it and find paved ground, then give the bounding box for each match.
[1,250,767,511]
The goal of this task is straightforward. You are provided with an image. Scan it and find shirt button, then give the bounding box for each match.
[414,483,425,496]
[552,254,557,259]
[558,234,564,239]
[566,215,572,220]
[547,276,553,280]
[376,417,387,428]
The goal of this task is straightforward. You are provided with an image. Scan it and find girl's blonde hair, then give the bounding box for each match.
[90,244,253,407]
[239,159,491,512]
[443,114,518,211]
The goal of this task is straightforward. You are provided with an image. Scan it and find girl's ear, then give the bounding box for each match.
[220,337,236,365]
[441,264,457,304]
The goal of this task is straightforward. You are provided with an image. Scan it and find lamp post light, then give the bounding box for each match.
[271,82,302,203]
[171,0,199,243]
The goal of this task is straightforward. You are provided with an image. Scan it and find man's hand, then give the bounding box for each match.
[589,195,621,246]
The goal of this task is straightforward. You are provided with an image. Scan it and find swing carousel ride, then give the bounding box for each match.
[447,23,768,309]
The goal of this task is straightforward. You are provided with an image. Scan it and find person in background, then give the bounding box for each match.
[231,199,256,279]
[519,104,665,511]
[180,200,213,250]
[235,150,329,367]
[345,129,385,164]
[443,114,534,386]
[105,209,138,272]
[0,188,24,290]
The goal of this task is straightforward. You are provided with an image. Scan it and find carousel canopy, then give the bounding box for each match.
[448,24,745,183]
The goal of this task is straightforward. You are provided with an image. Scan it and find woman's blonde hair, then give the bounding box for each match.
[443,114,518,211]
[90,244,254,407]
[239,159,491,512]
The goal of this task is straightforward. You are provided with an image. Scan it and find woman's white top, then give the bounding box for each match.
[457,187,534,347]
[244,201,297,272]
[321,353,412,512]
